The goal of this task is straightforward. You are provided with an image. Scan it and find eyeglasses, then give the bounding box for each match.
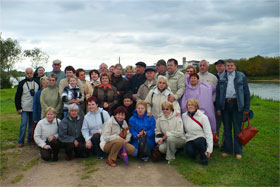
[186,70,193,73]
[162,108,170,111]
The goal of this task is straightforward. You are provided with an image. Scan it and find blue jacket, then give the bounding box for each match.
[129,110,156,150]
[216,71,250,112]
[33,89,42,121]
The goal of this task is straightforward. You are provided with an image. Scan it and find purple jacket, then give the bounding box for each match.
[180,74,216,133]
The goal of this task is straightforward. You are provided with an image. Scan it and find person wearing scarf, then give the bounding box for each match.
[92,73,118,115]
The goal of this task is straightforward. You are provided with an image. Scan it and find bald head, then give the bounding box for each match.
[25,68,34,79]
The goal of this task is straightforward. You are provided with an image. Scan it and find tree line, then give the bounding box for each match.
[0,35,49,88]
[209,55,280,77]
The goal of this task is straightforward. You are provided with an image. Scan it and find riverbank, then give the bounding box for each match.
[247,75,279,82]
[0,88,279,186]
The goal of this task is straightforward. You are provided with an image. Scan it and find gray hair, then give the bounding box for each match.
[199,60,209,66]
[157,75,168,87]
[68,104,79,112]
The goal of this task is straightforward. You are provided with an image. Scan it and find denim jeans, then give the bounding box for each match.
[18,111,33,144]
[222,102,243,155]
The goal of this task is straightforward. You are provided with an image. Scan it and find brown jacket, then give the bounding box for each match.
[92,84,118,115]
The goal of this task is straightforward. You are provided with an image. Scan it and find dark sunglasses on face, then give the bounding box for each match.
[162,108,170,111]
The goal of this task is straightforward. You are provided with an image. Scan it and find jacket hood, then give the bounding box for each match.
[158,111,176,121]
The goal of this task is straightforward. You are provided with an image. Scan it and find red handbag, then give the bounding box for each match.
[237,114,259,146]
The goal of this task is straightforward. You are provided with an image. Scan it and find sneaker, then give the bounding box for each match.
[97,156,104,160]
[236,154,242,159]
[221,153,230,157]
[106,159,116,167]
[65,155,72,161]
[201,160,208,166]
[18,144,24,148]
[141,157,149,162]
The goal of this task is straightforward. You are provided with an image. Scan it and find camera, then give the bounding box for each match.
[30,89,35,96]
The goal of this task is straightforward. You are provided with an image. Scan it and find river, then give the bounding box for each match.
[11,77,280,101]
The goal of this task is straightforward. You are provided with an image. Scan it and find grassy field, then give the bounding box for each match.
[172,95,280,186]
[0,88,279,185]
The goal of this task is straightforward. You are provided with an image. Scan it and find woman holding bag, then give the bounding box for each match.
[100,106,136,167]
[129,100,156,161]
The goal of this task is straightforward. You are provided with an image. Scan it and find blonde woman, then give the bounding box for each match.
[182,98,213,166]
[145,75,181,119]
[34,107,61,161]
[155,101,185,164]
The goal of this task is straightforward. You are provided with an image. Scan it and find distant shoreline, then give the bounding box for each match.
[248,79,280,83]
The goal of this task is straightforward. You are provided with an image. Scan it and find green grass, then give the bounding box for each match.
[0,88,279,185]
[172,96,280,186]
[11,174,24,183]
[247,75,279,81]
[0,88,20,151]
[22,157,39,171]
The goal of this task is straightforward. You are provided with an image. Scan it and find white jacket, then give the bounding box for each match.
[34,118,60,148]
[182,110,213,153]
[155,112,186,143]
[145,87,181,119]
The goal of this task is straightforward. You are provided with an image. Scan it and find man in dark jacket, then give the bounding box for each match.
[58,104,87,160]
[216,60,250,159]
[128,62,146,101]
[15,67,39,147]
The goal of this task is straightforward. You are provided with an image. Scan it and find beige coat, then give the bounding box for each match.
[145,87,181,119]
[136,79,157,101]
[155,112,186,143]
[100,116,132,150]
[166,69,186,100]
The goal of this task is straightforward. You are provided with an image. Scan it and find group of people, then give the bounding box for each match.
[14,58,250,166]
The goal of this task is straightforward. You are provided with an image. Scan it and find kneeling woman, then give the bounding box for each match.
[182,98,213,165]
[34,107,60,161]
[100,106,136,167]
[155,102,185,164]
[82,96,110,159]
[59,104,87,160]
[129,100,156,161]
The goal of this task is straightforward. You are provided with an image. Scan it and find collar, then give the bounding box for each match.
[99,83,112,89]
[168,69,178,76]
[153,87,172,96]
[68,84,79,89]
[227,71,236,77]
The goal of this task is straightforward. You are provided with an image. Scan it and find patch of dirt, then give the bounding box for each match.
[1,146,194,187]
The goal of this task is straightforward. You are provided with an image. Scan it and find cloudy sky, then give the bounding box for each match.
[1,0,279,71]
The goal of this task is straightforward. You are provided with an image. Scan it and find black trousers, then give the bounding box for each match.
[40,139,60,161]
[61,140,87,158]
[90,133,104,157]
[185,137,207,162]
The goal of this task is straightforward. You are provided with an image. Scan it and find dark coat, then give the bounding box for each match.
[92,84,118,115]
[111,73,128,103]
[128,73,146,94]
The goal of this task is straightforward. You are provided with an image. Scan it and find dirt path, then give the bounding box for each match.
[1,146,194,187]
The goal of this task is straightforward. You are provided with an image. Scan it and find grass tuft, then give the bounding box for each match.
[11,174,24,184]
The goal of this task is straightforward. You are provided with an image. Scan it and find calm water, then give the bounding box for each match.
[12,77,280,101]
[248,82,280,101]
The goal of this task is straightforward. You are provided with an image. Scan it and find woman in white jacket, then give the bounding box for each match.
[34,107,61,161]
[155,101,185,164]
[145,76,180,119]
[182,98,213,166]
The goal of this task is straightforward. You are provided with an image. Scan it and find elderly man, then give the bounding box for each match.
[155,59,167,79]
[166,58,185,102]
[198,60,218,87]
[216,60,250,159]
[99,63,109,74]
[15,68,40,147]
[214,60,226,147]
[128,62,147,101]
[47,59,65,87]
[136,67,156,101]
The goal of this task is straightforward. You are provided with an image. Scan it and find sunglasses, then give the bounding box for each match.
[162,108,170,111]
